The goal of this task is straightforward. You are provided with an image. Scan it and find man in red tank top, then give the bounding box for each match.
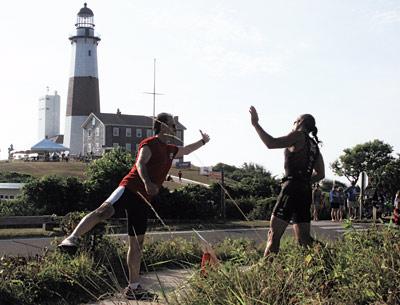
[59,112,210,300]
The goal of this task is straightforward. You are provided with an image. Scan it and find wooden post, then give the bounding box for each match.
[221,167,225,220]
[359,172,365,220]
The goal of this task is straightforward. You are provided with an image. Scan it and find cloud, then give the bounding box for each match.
[138,4,312,77]
[372,9,400,24]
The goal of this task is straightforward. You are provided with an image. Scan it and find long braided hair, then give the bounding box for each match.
[300,114,322,145]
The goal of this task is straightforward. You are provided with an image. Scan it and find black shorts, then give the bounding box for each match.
[272,180,312,223]
[105,186,149,236]
[330,202,340,209]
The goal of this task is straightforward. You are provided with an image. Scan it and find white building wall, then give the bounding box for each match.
[38,92,60,140]
[64,115,87,155]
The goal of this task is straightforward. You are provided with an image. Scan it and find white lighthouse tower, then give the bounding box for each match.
[38,89,61,140]
[64,3,100,155]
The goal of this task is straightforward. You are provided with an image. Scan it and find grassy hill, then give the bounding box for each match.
[0,160,221,189]
[0,160,88,178]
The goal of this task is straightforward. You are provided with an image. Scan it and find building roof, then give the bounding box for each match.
[31,139,69,152]
[0,183,24,190]
[86,112,186,130]
[78,3,94,17]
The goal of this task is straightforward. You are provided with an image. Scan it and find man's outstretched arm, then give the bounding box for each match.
[175,130,210,158]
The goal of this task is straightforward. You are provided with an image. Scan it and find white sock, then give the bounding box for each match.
[128,282,140,289]
[67,235,78,241]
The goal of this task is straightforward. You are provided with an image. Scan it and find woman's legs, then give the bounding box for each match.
[264,215,289,256]
[293,222,312,247]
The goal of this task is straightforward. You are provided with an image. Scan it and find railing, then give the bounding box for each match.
[0,215,60,231]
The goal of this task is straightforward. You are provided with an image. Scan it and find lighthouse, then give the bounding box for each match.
[64,3,100,155]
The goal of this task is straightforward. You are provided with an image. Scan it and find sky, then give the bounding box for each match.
[0,0,399,182]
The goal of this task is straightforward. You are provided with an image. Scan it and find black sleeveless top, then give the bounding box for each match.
[283,132,319,182]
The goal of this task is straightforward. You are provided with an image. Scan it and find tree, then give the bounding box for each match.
[373,157,400,199]
[331,140,394,183]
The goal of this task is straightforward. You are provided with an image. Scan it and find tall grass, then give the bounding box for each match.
[170,225,400,305]
[1,225,399,305]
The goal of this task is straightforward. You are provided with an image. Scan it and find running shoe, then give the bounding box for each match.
[57,236,78,254]
[123,285,158,301]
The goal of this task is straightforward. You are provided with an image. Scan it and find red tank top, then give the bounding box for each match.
[119,136,178,200]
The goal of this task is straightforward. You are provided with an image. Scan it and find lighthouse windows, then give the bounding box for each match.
[113,127,120,136]
[88,50,91,56]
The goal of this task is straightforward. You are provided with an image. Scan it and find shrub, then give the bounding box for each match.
[247,197,277,220]
[84,148,134,211]
[0,171,32,183]
[0,198,37,216]
[21,176,86,216]
[225,197,257,220]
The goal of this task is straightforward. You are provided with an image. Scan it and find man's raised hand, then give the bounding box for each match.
[199,130,210,144]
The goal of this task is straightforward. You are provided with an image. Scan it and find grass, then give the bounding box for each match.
[2,226,399,305]
[0,160,219,186]
[170,225,400,305]
[0,160,88,179]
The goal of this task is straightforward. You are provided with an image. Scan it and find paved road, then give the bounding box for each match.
[170,175,210,187]
[0,220,376,257]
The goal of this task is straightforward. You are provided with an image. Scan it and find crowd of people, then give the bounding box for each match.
[311,182,399,224]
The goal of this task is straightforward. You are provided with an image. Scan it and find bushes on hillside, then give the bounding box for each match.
[22,176,86,215]
[0,171,32,183]
[0,198,37,216]
[84,148,134,210]
[2,151,285,220]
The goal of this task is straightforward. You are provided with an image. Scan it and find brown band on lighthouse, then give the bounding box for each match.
[66,76,100,116]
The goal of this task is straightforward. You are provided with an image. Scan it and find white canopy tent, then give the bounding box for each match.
[30,139,69,152]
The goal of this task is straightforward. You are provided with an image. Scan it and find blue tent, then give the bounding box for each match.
[31,139,69,152]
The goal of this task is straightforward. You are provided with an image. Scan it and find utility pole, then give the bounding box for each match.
[220,166,226,220]
[144,58,164,134]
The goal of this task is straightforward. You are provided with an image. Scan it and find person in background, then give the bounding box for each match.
[329,185,340,221]
[345,181,359,220]
[338,187,346,221]
[312,184,323,221]
[393,190,400,226]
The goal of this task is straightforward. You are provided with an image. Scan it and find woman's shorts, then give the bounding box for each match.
[105,186,149,236]
[272,181,312,223]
